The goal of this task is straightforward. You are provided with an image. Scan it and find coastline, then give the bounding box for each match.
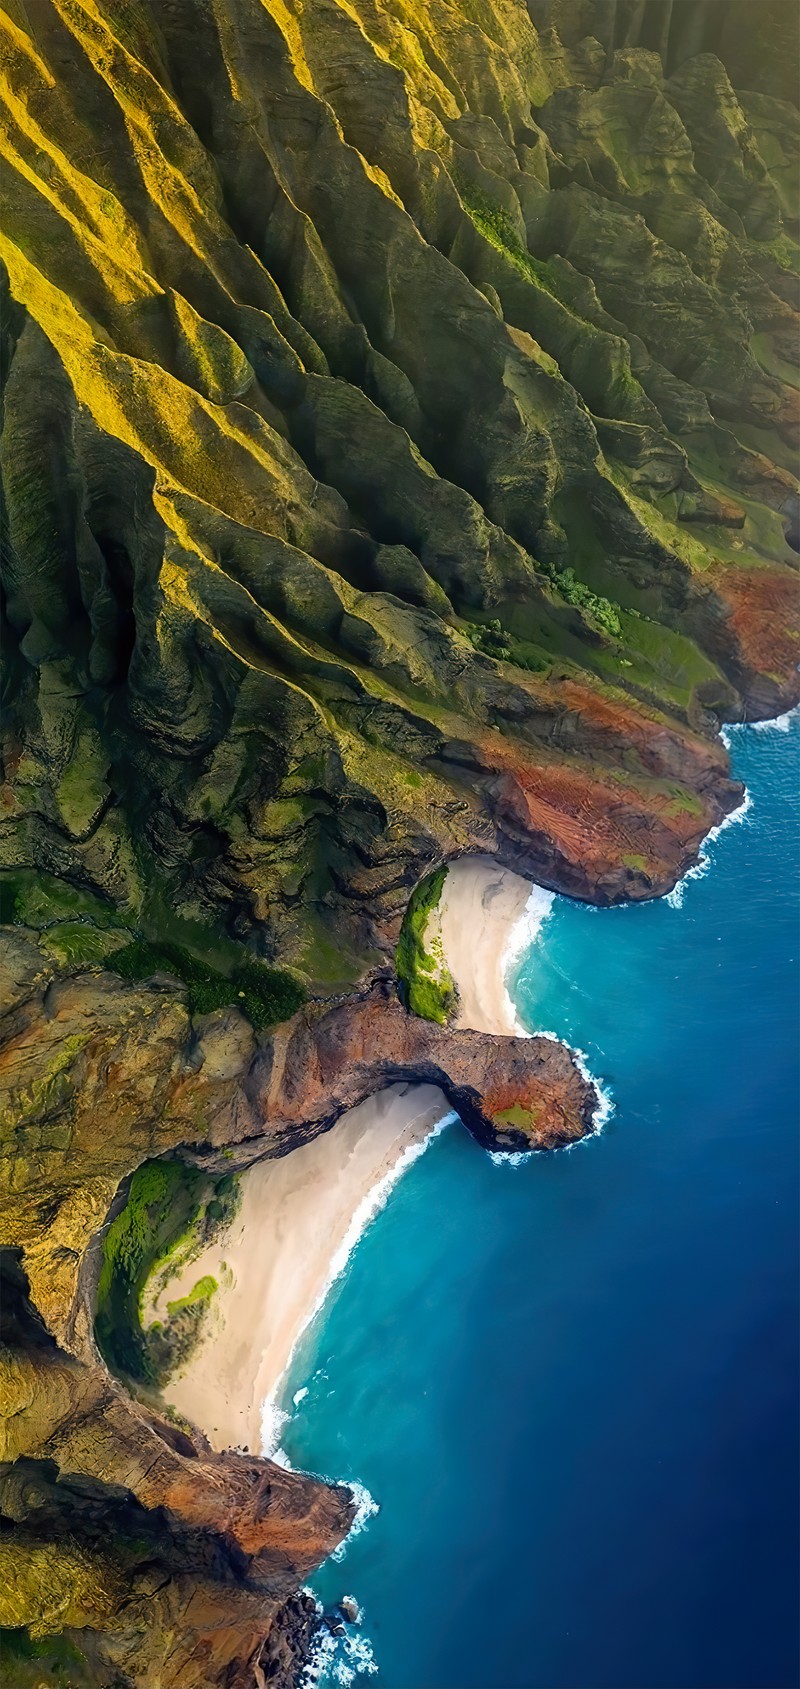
[296,709,800,1689]
[436,855,554,1036]
[147,1082,452,1454]
[435,855,615,1138]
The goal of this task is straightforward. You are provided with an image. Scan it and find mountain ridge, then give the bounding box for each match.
[0,1,798,1683]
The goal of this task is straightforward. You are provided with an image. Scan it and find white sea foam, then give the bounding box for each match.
[491,881,616,1156]
[330,1480,380,1561]
[298,1625,335,1689]
[721,702,799,748]
[751,708,796,733]
[340,1596,363,1625]
[302,1620,379,1689]
[296,1613,327,1686]
[666,785,753,908]
[487,1148,535,1166]
[500,883,555,1034]
[293,1386,309,1408]
[261,1401,289,1457]
[260,1108,459,1456]
[487,1004,615,1163]
[330,1630,379,1684]
[573,1046,616,1132]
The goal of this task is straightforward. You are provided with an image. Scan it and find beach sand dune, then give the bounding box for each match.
[148,1082,450,1453]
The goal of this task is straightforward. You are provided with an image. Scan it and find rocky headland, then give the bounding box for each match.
[0,928,594,1684]
[1,0,798,1682]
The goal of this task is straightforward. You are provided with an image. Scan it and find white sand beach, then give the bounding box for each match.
[144,858,554,1457]
[436,855,552,1035]
[146,1082,451,1454]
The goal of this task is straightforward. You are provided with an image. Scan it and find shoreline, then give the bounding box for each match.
[435,855,615,1138]
[436,855,554,1037]
[147,1082,453,1454]
[150,721,787,1540]
[260,1097,458,1457]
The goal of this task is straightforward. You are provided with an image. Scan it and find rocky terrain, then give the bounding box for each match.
[2,0,799,979]
[1,0,798,1682]
[1,928,593,1683]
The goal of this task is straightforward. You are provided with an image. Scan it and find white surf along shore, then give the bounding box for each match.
[145,1082,454,1455]
[145,855,604,1455]
[435,855,614,1142]
[435,854,554,1037]
[143,713,781,1469]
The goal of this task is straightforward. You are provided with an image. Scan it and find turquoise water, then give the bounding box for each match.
[278,716,800,1689]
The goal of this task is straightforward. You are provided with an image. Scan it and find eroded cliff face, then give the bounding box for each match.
[0,926,595,1684]
[1,0,798,984]
[1,0,798,1682]
[2,929,594,1338]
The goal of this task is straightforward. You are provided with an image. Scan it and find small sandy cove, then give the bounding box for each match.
[435,854,551,1035]
[148,858,546,1457]
[149,1082,450,1454]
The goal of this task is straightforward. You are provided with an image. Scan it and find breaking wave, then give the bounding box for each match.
[261,1108,459,1456]
[666,787,753,909]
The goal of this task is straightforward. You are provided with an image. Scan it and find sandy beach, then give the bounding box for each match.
[143,859,553,1455]
[144,1082,451,1454]
[436,856,552,1035]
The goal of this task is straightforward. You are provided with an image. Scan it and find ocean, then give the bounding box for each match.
[276,713,800,1689]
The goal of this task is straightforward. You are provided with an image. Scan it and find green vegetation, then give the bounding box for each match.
[40,920,130,968]
[666,784,704,818]
[552,568,622,637]
[461,189,560,298]
[110,940,305,1028]
[0,870,304,1030]
[166,1273,218,1317]
[464,617,548,672]
[622,853,648,872]
[396,865,457,1024]
[465,617,512,659]
[493,1102,540,1131]
[94,1159,238,1386]
[0,1630,93,1689]
[0,869,129,931]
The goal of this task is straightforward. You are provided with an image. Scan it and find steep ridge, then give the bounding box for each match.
[0,1,798,1683]
[1,0,797,984]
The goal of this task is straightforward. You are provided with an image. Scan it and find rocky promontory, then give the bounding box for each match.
[1,929,594,1683]
[1,0,798,1680]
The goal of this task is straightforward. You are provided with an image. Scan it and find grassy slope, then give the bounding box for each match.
[94,1159,238,1388]
[0,0,797,989]
[396,866,457,1024]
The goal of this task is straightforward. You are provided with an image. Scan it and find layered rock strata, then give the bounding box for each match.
[1,0,798,1681]
[1,929,594,1684]
[1,0,798,986]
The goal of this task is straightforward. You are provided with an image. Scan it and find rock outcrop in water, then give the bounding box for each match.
[1,0,798,1680]
[2,932,594,1333]
[0,929,593,1683]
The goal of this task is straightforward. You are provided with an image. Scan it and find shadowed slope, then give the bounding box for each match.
[1,3,798,1682]
[1,0,797,989]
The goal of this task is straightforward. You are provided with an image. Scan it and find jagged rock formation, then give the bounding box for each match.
[1,929,594,1342]
[0,1252,353,1689]
[1,926,594,1683]
[1,0,798,984]
[1,0,798,1682]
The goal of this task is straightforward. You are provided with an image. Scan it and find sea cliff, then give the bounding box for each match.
[1,0,798,1681]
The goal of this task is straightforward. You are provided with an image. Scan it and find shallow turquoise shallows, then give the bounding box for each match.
[278,716,800,1689]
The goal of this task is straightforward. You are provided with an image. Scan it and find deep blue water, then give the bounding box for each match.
[278,716,800,1689]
